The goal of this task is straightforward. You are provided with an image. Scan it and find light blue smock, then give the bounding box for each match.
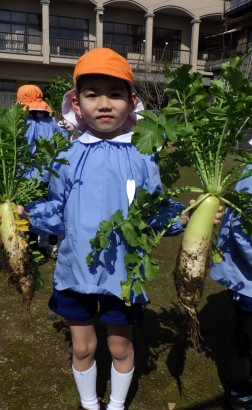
[27,131,185,303]
[24,116,68,181]
[210,164,252,298]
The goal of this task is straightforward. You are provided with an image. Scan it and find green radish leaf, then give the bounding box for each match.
[132,280,145,295]
[111,209,124,225]
[121,221,141,247]
[132,115,167,154]
[144,254,159,281]
[121,280,133,303]
[125,251,143,267]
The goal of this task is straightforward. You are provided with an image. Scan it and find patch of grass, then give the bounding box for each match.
[0,156,238,409]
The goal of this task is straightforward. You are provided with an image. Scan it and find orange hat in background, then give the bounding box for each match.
[17,84,52,112]
[73,47,134,86]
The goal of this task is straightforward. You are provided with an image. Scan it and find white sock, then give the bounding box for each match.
[107,363,134,410]
[72,362,99,410]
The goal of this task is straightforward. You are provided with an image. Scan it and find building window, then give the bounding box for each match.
[104,22,145,56]
[0,80,16,92]
[0,9,42,52]
[0,80,17,108]
[198,32,211,60]
[153,28,181,64]
[49,15,89,56]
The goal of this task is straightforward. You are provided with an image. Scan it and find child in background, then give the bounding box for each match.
[17,84,68,256]
[20,48,221,410]
[210,164,252,410]
[17,84,69,179]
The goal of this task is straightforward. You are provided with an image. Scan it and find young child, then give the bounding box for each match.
[17,84,69,162]
[20,48,186,410]
[20,48,221,409]
[17,84,68,256]
[210,165,252,410]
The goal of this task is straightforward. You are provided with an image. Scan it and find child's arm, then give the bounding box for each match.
[20,166,66,236]
[147,197,186,236]
[25,198,65,236]
[140,155,187,235]
[227,206,252,266]
[141,156,223,235]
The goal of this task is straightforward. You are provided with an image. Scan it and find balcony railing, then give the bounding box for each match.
[104,42,191,67]
[0,32,42,54]
[225,0,252,13]
[50,37,96,57]
[103,42,145,59]
[206,39,249,62]
[154,47,191,67]
[0,33,192,69]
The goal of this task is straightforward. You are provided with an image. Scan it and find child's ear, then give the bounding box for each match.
[129,92,137,113]
[72,95,82,117]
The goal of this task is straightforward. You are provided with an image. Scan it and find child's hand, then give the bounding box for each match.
[213,206,224,225]
[180,214,189,227]
[17,205,31,223]
[0,205,31,223]
[180,199,224,227]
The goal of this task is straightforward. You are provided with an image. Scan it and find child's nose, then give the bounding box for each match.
[98,95,112,109]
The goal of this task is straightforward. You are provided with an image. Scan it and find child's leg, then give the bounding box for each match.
[106,324,134,410]
[69,320,99,410]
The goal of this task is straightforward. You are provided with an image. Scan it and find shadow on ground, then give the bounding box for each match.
[50,286,233,410]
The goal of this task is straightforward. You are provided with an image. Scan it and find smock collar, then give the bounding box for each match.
[79,130,133,144]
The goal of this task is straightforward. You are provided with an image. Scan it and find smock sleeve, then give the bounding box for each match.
[52,118,69,139]
[228,168,252,267]
[140,154,186,236]
[147,198,186,236]
[229,208,252,267]
[25,165,66,236]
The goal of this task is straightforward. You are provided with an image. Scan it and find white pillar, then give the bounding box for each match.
[144,13,154,65]
[95,7,104,48]
[190,18,201,72]
[40,0,50,64]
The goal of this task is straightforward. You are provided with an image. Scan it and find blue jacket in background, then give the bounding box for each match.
[210,164,252,299]
[24,116,68,181]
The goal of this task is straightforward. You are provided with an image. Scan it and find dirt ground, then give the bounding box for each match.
[0,236,235,410]
[0,160,237,409]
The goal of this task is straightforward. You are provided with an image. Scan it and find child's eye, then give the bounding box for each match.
[86,92,97,98]
[111,92,122,98]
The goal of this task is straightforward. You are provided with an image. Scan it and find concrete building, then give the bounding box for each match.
[0,0,225,107]
[205,0,252,77]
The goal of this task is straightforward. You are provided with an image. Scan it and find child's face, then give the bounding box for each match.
[72,75,136,139]
[30,110,47,118]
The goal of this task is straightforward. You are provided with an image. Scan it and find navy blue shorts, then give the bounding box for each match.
[48,288,145,325]
[230,290,252,312]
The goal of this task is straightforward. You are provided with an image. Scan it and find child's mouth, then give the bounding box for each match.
[98,115,114,122]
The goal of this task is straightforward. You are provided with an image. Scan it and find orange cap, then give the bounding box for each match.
[73,47,134,86]
[17,85,52,112]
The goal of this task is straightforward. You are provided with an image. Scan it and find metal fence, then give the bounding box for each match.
[50,37,96,57]
[0,32,42,54]
[0,32,192,71]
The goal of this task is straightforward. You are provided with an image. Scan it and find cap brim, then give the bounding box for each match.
[23,101,52,112]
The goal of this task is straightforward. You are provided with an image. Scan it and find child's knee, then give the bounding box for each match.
[72,340,97,361]
[108,337,134,361]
